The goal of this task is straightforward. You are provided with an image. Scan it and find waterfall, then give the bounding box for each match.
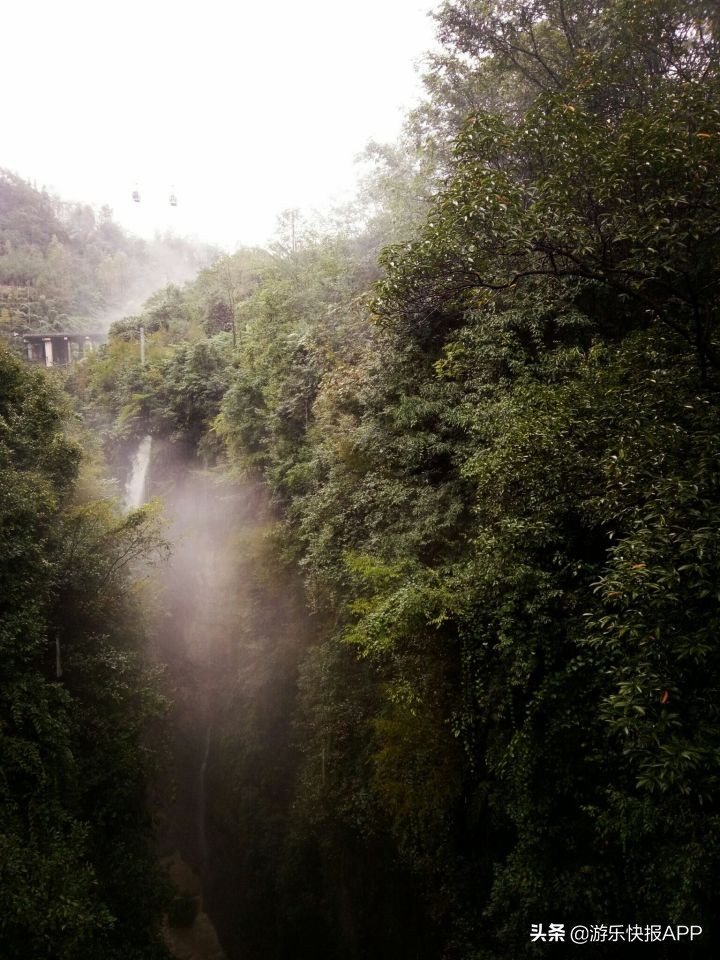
[198,723,212,868]
[125,435,152,509]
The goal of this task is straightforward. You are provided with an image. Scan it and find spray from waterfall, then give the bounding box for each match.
[125,435,152,509]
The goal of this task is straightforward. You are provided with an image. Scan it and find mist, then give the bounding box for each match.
[96,232,220,333]
[133,432,307,959]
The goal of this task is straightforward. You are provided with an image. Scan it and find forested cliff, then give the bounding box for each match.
[2,2,720,958]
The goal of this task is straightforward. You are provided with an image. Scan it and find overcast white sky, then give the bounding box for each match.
[4,0,438,251]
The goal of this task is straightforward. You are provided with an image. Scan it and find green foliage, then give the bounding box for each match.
[54,2,720,956]
[377,76,720,375]
[216,229,374,497]
[0,347,170,959]
[153,335,233,459]
[205,4,720,955]
[412,0,718,159]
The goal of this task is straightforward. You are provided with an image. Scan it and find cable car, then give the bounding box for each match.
[132,189,141,203]
[169,193,177,207]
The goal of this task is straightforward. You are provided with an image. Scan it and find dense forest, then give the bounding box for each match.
[2,1,720,958]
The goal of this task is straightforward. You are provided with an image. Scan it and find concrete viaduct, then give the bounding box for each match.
[21,331,106,367]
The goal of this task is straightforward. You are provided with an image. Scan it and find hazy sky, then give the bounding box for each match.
[4,0,438,251]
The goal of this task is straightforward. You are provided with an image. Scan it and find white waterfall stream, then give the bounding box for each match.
[125,435,152,509]
[198,723,212,867]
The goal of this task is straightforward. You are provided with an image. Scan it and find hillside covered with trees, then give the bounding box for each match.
[0,169,217,338]
[2,2,720,958]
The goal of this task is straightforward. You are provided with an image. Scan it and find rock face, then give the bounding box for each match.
[162,853,227,960]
